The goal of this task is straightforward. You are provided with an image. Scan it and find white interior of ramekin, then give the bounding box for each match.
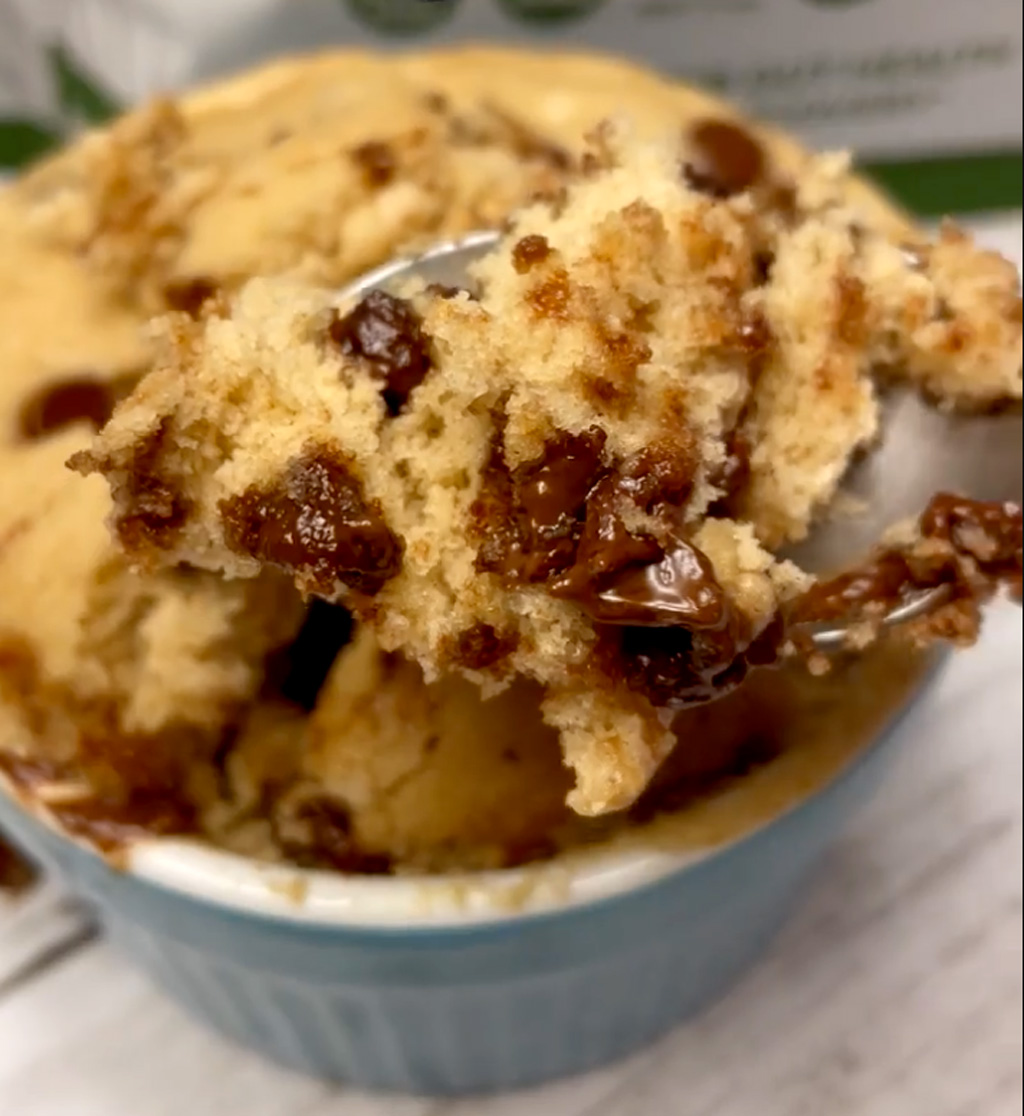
[125,835,714,928]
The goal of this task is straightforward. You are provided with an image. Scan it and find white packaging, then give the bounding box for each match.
[1,0,1020,209]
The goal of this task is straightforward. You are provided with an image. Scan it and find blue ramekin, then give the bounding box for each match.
[0,663,941,1096]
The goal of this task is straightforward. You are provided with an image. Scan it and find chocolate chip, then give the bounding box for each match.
[512,234,552,274]
[618,622,748,707]
[164,277,218,317]
[470,424,774,706]
[573,541,730,629]
[614,598,784,709]
[451,623,518,671]
[470,439,519,575]
[120,473,186,550]
[278,797,392,874]
[473,428,607,583]
[263,600,353,711]
[102,421,189,552]
[683,119,766,198]
[350,140,397,189]
[221,449,402,597]
[548,474,661,598]
[476,431,698,599]
[18,372,140,441]
[515,430,605,542]
[328,290,433,416]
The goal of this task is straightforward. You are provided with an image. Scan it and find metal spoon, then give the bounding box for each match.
[338,232,1023,649]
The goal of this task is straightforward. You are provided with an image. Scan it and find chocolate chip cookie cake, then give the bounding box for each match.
[1,48,1020,871]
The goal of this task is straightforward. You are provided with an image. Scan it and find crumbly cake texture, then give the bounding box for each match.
[245,629,571,870]
[0,47,1018,843]
[199,626,932,874]
[76,127,1022,816]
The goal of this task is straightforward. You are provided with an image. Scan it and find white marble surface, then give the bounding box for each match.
[0,216,1021,1116]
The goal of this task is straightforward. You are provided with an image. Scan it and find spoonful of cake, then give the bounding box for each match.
[333,227,1022,653]
[72,127,1022,816]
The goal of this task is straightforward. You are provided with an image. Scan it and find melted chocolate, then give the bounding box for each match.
[793,553,913,625]
[164,277,219,317]
[350,140,397,188]
[328,290,433,415]
[794,494,1023,626]
[619,626,732,707]
[0,747,196,853]
[18,371,139,441]
[51,793,196,850]
[512,234,552,274]
[473,428,607,583]
[573,541,729,628]
[550,473,663,597]
[470,423,781,706]
[683,119,766,198]
[515,431,604,540]
[221,449,402,597]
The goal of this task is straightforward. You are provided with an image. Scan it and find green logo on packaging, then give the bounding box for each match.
[0,44,121,170]
[346,0,463,35]
[496,0,606,24]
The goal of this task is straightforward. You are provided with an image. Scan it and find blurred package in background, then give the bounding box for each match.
[1,0,1020,213]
